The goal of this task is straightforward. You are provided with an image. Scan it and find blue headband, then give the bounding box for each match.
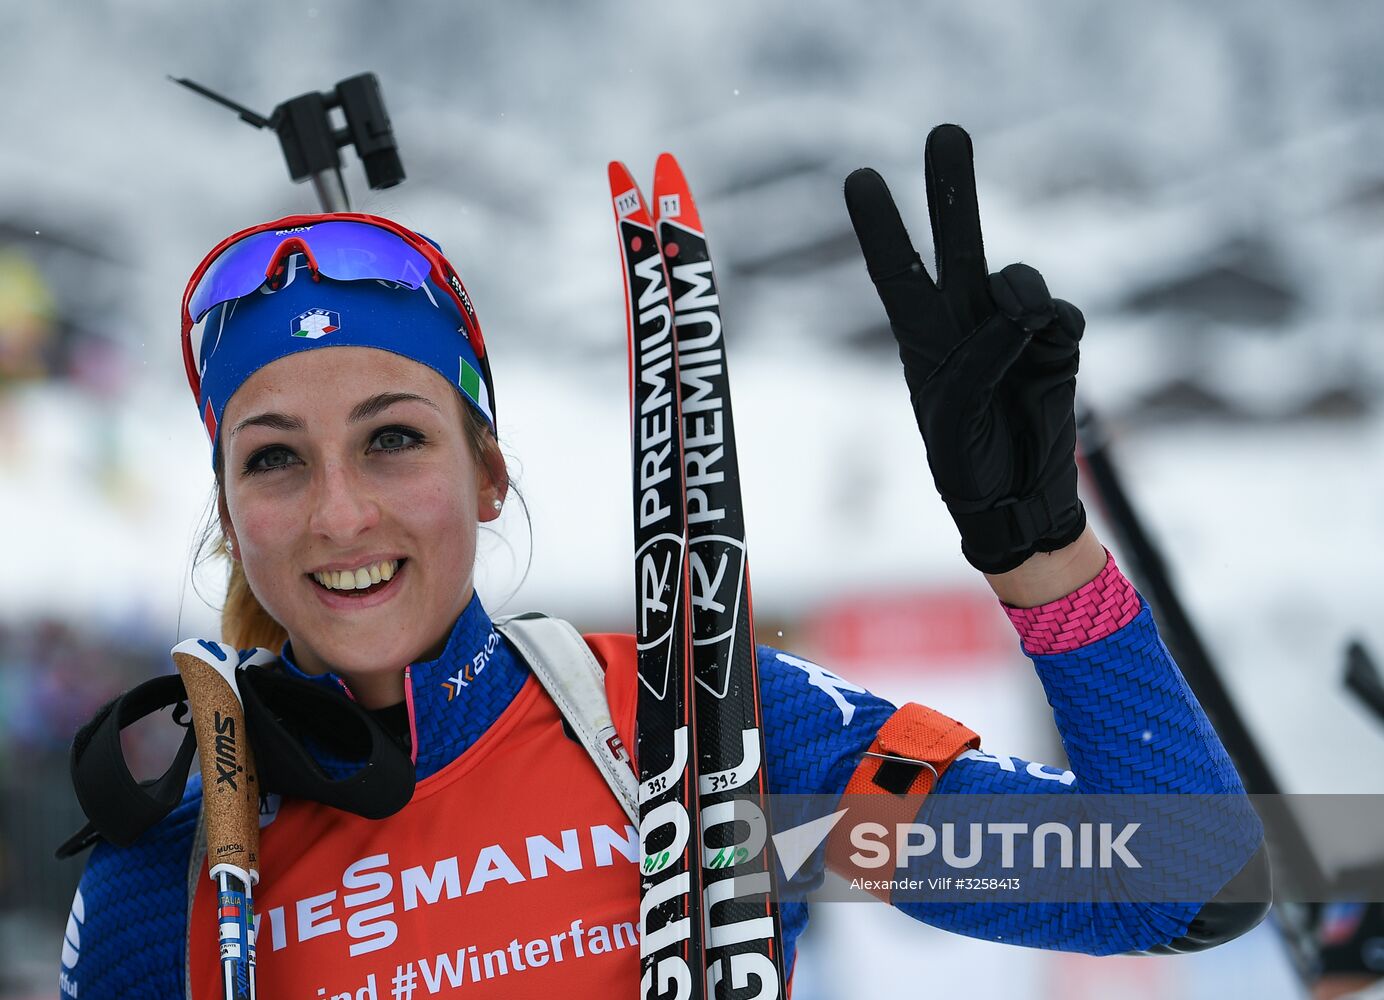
[196,256,494,469]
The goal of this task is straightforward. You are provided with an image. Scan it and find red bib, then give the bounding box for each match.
[190,635,641,999]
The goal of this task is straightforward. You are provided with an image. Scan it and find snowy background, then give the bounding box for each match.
[2,1,1383,996]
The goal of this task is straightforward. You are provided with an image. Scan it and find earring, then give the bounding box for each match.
[225,537,236,557]
[491,498,503,512]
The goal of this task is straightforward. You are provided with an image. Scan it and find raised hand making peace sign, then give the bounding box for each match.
[845,124,1087,574]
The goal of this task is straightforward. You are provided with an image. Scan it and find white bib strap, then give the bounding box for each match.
[496,613,639,824]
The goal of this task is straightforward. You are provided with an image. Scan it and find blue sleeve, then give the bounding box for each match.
[60,778,201,998]
[755,643,899,974]
[758,645,898,799]
[758,600,1263,957]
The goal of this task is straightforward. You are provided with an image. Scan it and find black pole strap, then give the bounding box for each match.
[61,676,199,855]
[59,665,417,859]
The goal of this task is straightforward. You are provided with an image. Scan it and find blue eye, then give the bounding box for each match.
[243,446,299,475]
[371,427,426,453]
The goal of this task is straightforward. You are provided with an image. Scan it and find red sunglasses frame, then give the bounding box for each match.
[180,212,488,403]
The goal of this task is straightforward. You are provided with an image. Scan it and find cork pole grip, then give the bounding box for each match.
[173,643,260,881]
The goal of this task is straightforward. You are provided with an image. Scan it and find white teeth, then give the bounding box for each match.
[313,560,400,591]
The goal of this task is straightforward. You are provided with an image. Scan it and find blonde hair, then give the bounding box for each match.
[200,402,505,651]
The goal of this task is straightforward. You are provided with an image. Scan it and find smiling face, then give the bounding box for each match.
[217,347,505,707]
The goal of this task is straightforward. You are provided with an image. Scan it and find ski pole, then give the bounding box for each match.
[172,640,264,1000]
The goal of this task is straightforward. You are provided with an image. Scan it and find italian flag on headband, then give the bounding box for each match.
[459,358,492,423]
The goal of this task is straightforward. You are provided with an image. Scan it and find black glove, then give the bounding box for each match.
[844,123,1086,574]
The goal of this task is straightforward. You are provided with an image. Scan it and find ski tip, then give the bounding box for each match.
[608,160,653,226]
[652,152,703,231]
[654,151,680,181]
[607,160,637,196]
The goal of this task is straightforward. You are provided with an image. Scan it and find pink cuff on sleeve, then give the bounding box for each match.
[1002,549,1141,655]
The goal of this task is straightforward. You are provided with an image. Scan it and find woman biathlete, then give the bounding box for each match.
[62,126,1268,997]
